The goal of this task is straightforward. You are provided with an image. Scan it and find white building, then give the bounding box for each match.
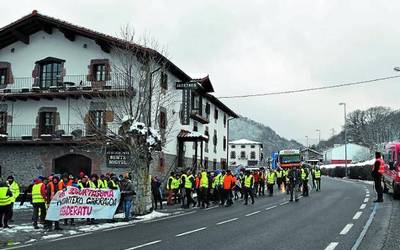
[228,139,263,167]
[0,11,238,185]
[323,143,370,164]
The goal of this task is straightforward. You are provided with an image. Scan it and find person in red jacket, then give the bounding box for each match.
[253,171,260,197]
[372,152,384,203]
[222,170,235,207]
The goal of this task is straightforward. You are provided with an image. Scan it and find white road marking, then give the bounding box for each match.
[363,198,369,203]
[360,204,367,210]
[351,203,378,250]
[245,211,261,217]
[0,244,33,250]
[353,211,363,220]
[340,224,354,235]
[48,232,92,242]
[366,194,370,197]
[216,218,238,225]
[265,205,278,211]
[144,211,196,223]
[324,242,339,250]
[176,227,207,237]
[125,240,162,250]
[280,201,289,205]
[205,206,218,211]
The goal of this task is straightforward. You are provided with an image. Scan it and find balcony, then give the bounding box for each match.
[0,123,120,144]
[0,74,135,101]
[190,105,209,124]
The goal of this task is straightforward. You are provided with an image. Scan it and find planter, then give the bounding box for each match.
[0,134,8,141]
[40,134,53,141]
[21,135,33,140]
[61,135,73,140]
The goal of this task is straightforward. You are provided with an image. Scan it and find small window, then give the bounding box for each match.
[241,145,246,148]
[251,145,255,148]
[193,121,198,132]
[159,110,167,129]
[89,110,106,133]
[204,157,209,170]
[93,64,106,81]
[240,151,246,159]
[223,136,226,151]
[250,151,256,160]
[0,112,7,134]
[231,145,236,149]
[213,159,217,170]
[160,72,168,90]
[213,130,217,153]
[39,112,55,135]
[230,151,236,159]
[204,127,209,153]
[223,114,227,128]
[0,68,7,85]
[214,108,218,122]
[205,103,210,119]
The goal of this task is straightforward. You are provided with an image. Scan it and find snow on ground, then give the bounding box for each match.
[25,239,37,244]
[321,159,375,169]
[135,211,170,221]
[41,234,63,240]
[1,224,38,234]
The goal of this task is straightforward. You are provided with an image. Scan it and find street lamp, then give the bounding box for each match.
[339,102,348,177]
[316,129,321,145]
[305,136,309,148]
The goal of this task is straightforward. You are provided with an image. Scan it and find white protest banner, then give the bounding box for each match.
[46,186,120,221]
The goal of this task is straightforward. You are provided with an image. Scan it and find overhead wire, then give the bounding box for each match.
[217,75,400,99]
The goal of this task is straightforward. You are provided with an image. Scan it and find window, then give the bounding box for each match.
[93,64,106,81]
[223,136,226,151]
[241,145,246,148]
[213,159,217,170]
[159,110,167,129]
[251,145,255,148]
[40,62,62,88]
[160,72,168,90]
[39,112,55,135]
[193,121,198,132]
[230,151,236,159]
[204,157,209,170]
[240,151,246,159]
[204,127,209,153]
[0,68,7,85]
[192,94,202,115]
[223,114,227,128]
[231,145,236,149]
[213,130,217,153]
[205,103,210,119]
[88,110,106,134]
[0,112,7,134]
[214,108,218,122]
[250,151,256,160]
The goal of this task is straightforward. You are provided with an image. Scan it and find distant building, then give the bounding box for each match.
[228,139,263,167]
[323,143,370,164]
[301,148,323,162]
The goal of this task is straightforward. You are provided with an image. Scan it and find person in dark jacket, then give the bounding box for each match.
[288,167,300,202]
[151,176,163,210]
[120,173,135,221]
[372,152,384,202]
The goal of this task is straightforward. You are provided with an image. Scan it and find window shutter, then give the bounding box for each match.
[105,111,114,122]
[105,61,111,81]
[32,64,40,86]
[87,63,94,81]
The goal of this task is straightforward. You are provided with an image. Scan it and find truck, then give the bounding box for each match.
[383,142,400,199]
[278,149,302,169]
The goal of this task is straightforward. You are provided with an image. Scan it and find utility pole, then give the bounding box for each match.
[316,129,321,145]
[339,102,348,177]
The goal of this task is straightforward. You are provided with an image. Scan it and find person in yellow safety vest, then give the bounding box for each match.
[108,175,120,190]
[199,171,210,208]
[213,171,222,204]
[0,180,13,228]
[275,169,283,190]
[314,167,321,191]
[182,171,195,209]
[100,175,108,189]
[90,174,103,189]
[32,178,48,229]
[166,172,176,205]
[6,176,19,223]
[301,165,310,197]
[267,169,276,196]
[243,170,254,205]
[173,173,181,204]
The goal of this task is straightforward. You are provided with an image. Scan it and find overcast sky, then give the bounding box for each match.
[2,0,400,145]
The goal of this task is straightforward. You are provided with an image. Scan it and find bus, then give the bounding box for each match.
[278,149,302,169]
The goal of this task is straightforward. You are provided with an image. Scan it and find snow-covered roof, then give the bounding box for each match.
[229,139,262,145]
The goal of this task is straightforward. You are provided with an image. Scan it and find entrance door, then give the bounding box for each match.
[54,154,92,177]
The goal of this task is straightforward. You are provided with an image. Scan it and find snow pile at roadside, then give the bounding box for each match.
[41,234,63,240]
[13,203,32,210]
[135,211,169,221]
[321,159,375,169]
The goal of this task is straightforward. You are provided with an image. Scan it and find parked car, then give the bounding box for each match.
[383,142,400,199]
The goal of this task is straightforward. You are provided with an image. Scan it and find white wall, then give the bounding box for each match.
[228,143,263,166]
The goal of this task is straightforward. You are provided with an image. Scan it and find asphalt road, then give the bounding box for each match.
[4,177,380,250]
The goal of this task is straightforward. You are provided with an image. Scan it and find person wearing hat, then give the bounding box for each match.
[0,179,13,228]
[6,175,19,222]
[32,177,48,229]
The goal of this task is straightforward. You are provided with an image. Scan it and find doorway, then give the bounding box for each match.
[54,154,92,177]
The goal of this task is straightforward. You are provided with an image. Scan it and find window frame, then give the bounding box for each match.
[88,110,106,134]
[250,151,256,160]
[0,68,7,85]
[230,151,236,159]
[40,62,62,88]
[160,72,168,90]
[93,63,107,81]
[39,111,56,135]
[240,151,246,159]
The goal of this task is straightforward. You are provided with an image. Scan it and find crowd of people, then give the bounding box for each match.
[165,165,322,209]
[0,165,323,231]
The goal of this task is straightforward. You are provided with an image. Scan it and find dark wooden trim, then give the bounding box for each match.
[11,29,29,45]
[60,28,75,41]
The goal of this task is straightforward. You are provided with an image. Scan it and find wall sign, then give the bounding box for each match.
[181,88,191,125]
[106,150,130,168]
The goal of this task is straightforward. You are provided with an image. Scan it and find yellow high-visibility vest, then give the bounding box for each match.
[0,187,12,206]
[244,175,253,188]
[32,183,45,204]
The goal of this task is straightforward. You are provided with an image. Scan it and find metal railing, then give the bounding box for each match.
[1,74,135,93]
[2,123,121,141]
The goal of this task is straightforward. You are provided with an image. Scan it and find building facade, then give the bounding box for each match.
[0,11,238,186]
[228,139,263,167]
[323,143,370,164]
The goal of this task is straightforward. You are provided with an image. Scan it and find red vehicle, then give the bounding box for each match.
[383,142,400,199]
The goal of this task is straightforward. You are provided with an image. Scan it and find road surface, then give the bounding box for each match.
[1,177,391,250]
